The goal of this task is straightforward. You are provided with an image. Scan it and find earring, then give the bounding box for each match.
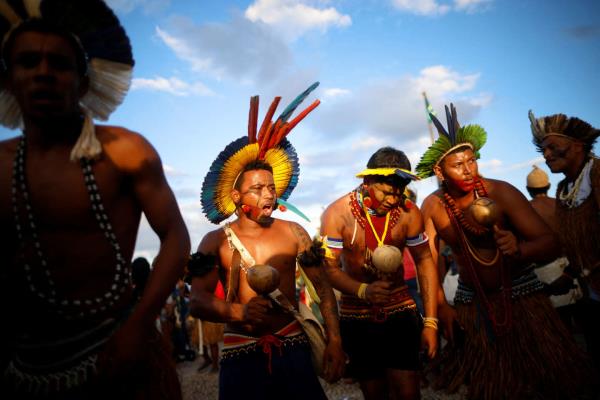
[362,194,372,208]
[278,204,287,212]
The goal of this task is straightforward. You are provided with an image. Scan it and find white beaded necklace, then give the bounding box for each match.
[12,136,130,320]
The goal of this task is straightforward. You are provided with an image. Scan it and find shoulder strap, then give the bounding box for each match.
[223,223,256,267]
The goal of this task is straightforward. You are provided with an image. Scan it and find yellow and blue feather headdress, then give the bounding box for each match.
[201,82,320,224]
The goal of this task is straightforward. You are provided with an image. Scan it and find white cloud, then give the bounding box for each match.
[413,65,480,97]
[391,0,492,16]
[132,76,214,96]
[323,87,351,98]
[312,65,487,140]
[391,0,450,16]
[454,0,492,13]
[245,0,351,40]
[351,136,385,150]
[105,0,170,14]
[479,156,545,174]
[156,15,292,83]
[162,164,189,177]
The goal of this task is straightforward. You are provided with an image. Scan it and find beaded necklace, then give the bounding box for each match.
[12,136,130,320]
[442,177,489,236]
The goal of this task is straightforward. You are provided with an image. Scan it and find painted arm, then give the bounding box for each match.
[291,222,345,383]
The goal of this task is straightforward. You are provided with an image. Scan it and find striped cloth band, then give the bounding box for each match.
[325,237,344,250]
[406,232,428,247]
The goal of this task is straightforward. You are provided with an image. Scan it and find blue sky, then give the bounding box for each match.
[2,0,599,259]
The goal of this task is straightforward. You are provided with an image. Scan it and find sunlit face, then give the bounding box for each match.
[6,31,87,122]
[364,181,404,215]
[540,135,579,174]
[234,169,277,223]
[436,148,478,193]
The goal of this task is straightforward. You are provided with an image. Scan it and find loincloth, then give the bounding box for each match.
[340,284,416,322]
[222,321,308,368]
[219,321,326,400]
[341,307,421,379]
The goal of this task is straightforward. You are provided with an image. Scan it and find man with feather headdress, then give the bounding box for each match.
[189,83,345,400]
[529,111,600,369]
[0,0,189,397]
[417,104,592,399]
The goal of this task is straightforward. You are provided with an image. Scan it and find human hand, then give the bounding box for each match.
[421,326,438,359]
[321,339,346,383]
[364,281,392,305]
[493,225,520,257]
[438,302,460,344]
[243,296,272,328]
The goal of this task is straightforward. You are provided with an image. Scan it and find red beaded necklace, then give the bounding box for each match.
[442,177,489,236]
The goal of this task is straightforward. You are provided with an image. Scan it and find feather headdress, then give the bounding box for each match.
[0,0,134,160]
[529,110,599,153]
[416,103,487,179]
[201,82,320,224]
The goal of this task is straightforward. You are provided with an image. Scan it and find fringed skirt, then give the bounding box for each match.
[434,290,594,400]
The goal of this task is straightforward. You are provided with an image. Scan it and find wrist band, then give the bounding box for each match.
[357,283,368,300]
[423,317,438,330]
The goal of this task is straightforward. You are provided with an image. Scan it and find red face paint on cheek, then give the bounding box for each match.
[368,187,382,209]
[450,177,475,192]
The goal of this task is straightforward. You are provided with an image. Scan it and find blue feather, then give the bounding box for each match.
[276,82,320,123]
[277,198,310,222]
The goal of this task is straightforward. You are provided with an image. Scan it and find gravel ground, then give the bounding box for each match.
[178,360,466,400]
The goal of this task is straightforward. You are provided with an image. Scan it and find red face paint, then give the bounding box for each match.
[449,177,475,192]
[368,187,383,209]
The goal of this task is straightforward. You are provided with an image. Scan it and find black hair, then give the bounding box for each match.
[365,147,411,188]
[234,159,273,190]
[2,19,88,76]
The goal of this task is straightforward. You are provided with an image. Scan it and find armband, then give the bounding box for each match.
[186,252,217,278]
[297,238,325,268]
[406,232,428,247]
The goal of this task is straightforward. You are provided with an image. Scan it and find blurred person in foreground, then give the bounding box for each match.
[0,1,190,397]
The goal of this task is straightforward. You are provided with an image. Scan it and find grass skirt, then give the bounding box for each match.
[433,292,594,399]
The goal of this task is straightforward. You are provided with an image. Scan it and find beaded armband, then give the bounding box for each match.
[297,238,325,268]
[187,252,217,278]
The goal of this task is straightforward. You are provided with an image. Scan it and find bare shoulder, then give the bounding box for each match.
[420,189,444,215]
[198,228,227,255]
[95,125,160,173]
[321,193,351,221]
[285,220,310,240]
[484,178,526,203]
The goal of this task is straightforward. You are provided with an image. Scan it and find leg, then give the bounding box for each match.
[209,343,220,372]
[359,378,388,400]
[387,369,420,400]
